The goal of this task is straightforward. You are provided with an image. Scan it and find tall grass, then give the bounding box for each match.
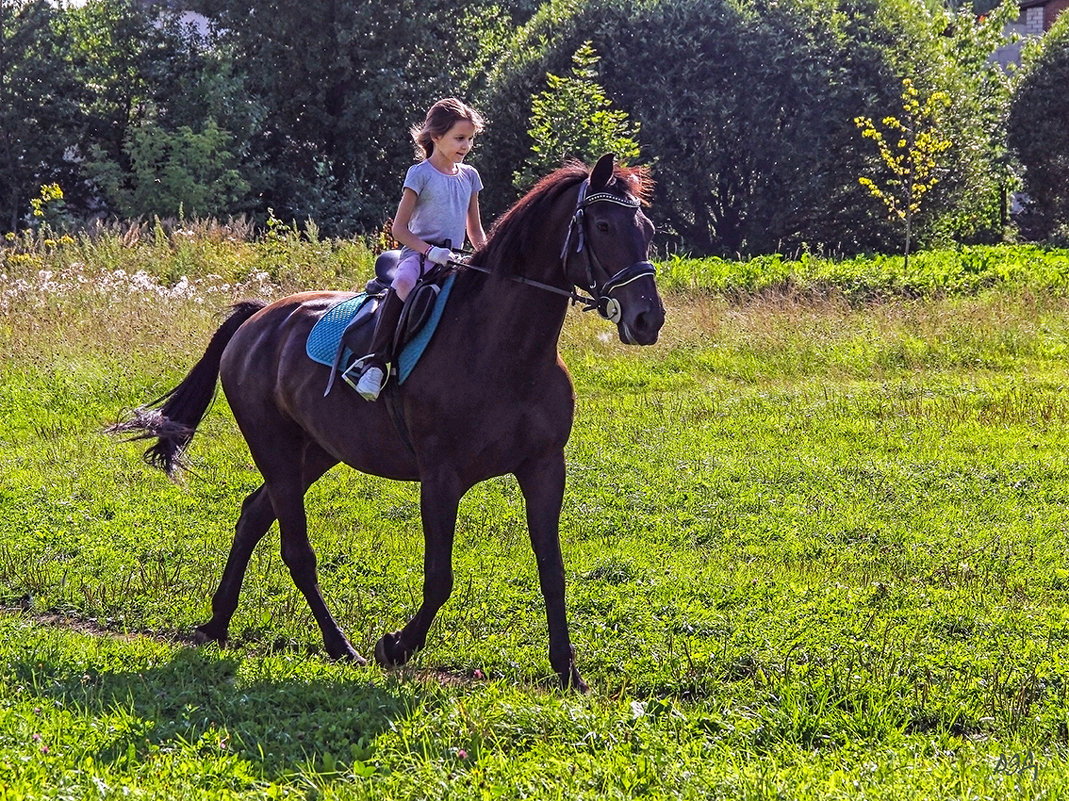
[2,232,1068,798]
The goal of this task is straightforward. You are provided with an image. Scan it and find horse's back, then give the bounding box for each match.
[216,285,574,484]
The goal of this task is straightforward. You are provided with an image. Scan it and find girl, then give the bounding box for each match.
[355,97,487,401]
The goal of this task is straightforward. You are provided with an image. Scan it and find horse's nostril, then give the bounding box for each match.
[633,309,659,334]
[629,303,665,341]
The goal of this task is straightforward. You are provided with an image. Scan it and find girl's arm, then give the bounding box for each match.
[392,188,434,254]
[467,192,487,251]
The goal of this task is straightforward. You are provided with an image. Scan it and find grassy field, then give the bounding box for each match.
[2,230,1069,798]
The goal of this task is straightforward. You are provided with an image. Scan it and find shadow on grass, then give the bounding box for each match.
[15,640,429,778]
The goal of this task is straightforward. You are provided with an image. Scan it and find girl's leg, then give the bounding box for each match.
[355,252,421,400]
[391,252,422,301]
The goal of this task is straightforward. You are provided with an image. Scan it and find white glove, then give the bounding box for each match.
[426,246,453,266]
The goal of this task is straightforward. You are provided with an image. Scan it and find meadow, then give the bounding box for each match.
[2,222,1069,798]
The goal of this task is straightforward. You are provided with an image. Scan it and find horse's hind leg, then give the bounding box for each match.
[255,438,363,663]
[194,444,343,653]
[194,484,275,646]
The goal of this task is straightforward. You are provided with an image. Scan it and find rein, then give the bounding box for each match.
[457,261,600,311]
[452,179,656,320]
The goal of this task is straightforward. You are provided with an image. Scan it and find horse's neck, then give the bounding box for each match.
[455,182,580,363]
[452,262,570,364]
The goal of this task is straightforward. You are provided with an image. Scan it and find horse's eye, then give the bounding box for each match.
[596,221,610,233]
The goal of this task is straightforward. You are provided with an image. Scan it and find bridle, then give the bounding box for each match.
[461,178,656,323]
[559,179,657,324]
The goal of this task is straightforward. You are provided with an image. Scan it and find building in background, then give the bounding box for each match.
[995,0,1069,67]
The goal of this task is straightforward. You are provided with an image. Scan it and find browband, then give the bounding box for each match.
[583,191,641,208]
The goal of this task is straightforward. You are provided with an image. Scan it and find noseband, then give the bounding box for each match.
[560,180,656,323]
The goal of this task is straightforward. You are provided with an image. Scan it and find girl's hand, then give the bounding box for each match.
[426,246,454,266]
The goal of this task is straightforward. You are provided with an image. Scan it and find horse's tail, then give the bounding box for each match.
[108,300,267,478]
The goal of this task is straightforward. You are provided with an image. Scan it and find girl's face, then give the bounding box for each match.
[432,120,477,165]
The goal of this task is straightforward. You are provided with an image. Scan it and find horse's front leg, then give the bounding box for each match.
[516,452,587,692]
[375,471,460,667]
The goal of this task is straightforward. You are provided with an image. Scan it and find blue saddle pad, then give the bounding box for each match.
[306,293,374,366]
[305,273,455,385]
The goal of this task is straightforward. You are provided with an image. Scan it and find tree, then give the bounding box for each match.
[925,1,1019,244]
[1007,11,1069,240]
[190,0,514,235]
[855,78,952,268]
[0,1,82,232]
[60,0,257,222]
[514,41,640,190]
[64,0,167,191]
[479,0,937,256]
[84,119,249,219]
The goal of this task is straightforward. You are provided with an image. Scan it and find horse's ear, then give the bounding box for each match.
[589,153,615,191]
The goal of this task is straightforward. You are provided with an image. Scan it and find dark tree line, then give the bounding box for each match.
[2,0,1067,255]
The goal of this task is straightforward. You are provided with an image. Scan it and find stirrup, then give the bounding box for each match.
[343,356,390,399]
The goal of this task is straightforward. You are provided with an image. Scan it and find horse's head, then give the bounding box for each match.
[561,154,665,345]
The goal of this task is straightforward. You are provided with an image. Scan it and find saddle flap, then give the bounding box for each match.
[394,282,441,352]
[310,271,456,396]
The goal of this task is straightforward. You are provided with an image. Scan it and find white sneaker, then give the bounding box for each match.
[355,366,384,401]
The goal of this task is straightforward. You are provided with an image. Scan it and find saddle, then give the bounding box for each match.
[325,250,451,393]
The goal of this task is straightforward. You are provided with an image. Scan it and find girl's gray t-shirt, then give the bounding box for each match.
[402,160,483,253]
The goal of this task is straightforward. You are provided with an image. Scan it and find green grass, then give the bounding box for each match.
[657,245,1069,300]
[1,237,1069,797]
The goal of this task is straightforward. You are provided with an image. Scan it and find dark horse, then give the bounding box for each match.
[112,154,664,690]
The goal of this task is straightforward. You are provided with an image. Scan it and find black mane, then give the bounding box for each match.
[468,164,589,277]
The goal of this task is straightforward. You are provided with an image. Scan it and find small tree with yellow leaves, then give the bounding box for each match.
[29,184,72,235]
[854,78,951,268]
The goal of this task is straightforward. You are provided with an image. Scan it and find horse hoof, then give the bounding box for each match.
[557,667,588,693]
[555,646,588,692]
[569,671,590,694]
[374,632,409,667]
[192,625,226,647]
[339,649,368,667]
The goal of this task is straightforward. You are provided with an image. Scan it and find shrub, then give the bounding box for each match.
[1007,12,1069,240]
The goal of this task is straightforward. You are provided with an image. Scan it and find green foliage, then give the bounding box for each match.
[1007,11,1069,241]
[925,2,1019,245]
[855,78,953,267]
[192,0,512,236]
[0,0,83,233]
[64,0,167,184]
[65,0,257,225]
[28,183,74,234]
[658,244,1069,299]
[85,120,249,220]
[0,0,1046,256]
[513,41,641,191]
[478,0,946,256]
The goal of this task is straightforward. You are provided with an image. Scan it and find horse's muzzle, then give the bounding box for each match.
[618,298,664,345]
[601,261,664,345]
